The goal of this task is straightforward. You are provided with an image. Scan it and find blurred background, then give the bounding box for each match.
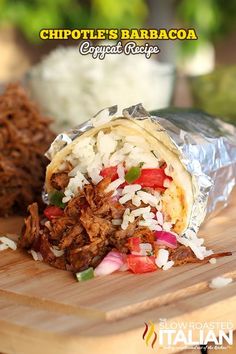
[0,0,236,130]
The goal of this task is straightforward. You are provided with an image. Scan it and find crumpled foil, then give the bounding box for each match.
[45,103,236,237]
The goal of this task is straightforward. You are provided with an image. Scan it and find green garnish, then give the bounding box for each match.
[125,163,144,184]
[147,251,154,256]
[75,267,94,282]
[49,191,66,209]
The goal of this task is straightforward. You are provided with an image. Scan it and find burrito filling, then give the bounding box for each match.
[19,128,231,275]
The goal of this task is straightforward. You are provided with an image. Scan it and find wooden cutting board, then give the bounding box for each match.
[0,189,236,354]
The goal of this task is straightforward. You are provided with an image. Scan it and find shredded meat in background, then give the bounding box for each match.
[19,177,232,273]
[0,84,55,216]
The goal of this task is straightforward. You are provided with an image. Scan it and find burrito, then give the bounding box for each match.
[19,105,231,277]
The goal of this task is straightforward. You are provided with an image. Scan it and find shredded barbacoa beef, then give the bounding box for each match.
[50,172,70,190]
[18,203,40,249]
[0,84,55,216]
[19,177,149,272]
[169,245,232,266]
[19,176,231,273]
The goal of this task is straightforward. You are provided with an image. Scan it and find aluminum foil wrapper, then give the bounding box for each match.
[45,103,236,237]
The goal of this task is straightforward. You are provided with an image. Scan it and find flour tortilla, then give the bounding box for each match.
[46,117,194,234]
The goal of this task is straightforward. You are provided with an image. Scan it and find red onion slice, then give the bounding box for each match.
[94,251,124,276]
[154,231,177,249]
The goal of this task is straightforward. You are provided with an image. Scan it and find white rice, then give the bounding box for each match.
[122,184,141,195]
[153,224,163,231]
[209,276,233,289]
[132,194,142,207]
[61,129,163,208]
[44,221,51,230]
[131,206,151,217]
[184,229,197,239]
[125,149,159,169]
[121,208,132,230]
[139,220,162,231]
[155,249,169,268]
[162,222,173,232]
[109,150,126,166]
[97,131,117,156]
[106,177,125,193]
[68,164,81,177]
[209,258,217,264]
[63,170,89,202]
[119,193,133,205]
[112,219,122,226]
[0,236,17,251]
[119,184,146,208]
[117,164,125,179]
[28,46,174,132]
[143,212,156,220]
[155,211,163,226]
[28,250,43,261]
[50,246,65,257]
[140,243,153,253]
[87,167,103,184]
[62,196,72,203]
[132,243,152,256]
[136,191,159,207]
[120,200,166,231]
[162,260,175,271]
[72,137,95,165]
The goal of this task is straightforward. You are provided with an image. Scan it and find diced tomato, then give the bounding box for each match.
[44,206,64,220]
[127,255,157,274]
[127,236,141,252]
[133,168,172,189]
[100,166,118,181]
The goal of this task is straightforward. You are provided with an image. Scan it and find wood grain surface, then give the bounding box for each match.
[0,189,235,354]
